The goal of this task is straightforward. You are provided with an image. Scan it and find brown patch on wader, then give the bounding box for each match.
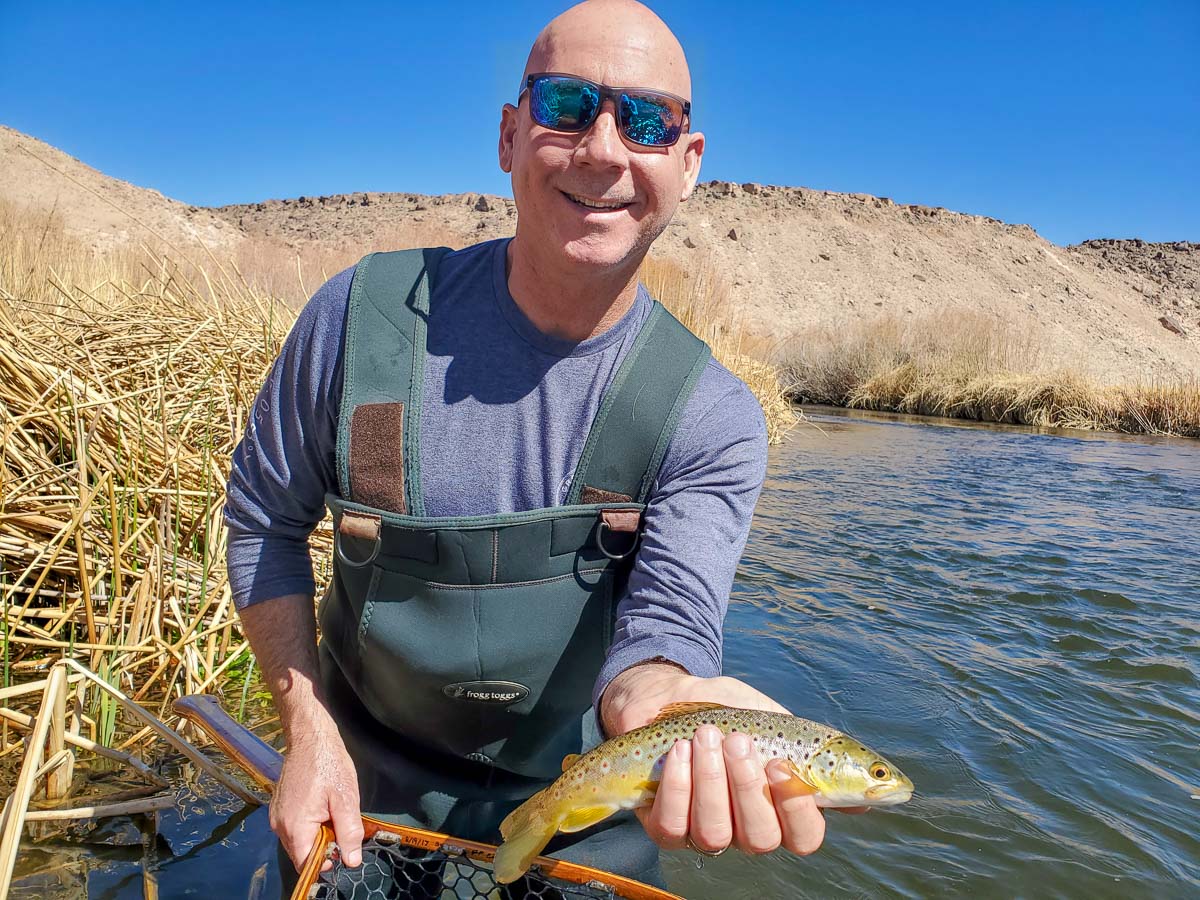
[582,485,633,505]
[349,402,408,513]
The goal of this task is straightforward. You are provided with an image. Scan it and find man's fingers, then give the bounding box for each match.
[689,725,733,853]
[724,733,781,855]
[330,790,366,868]
[639,739,692,849]
[765,758,825,856]
[270,798,317,870]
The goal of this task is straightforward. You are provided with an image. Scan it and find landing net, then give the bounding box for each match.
[304,830,632,900]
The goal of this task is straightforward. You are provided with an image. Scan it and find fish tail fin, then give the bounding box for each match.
[494,798,559,885]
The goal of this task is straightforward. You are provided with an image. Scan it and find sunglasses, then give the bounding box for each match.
[517,72,691,148]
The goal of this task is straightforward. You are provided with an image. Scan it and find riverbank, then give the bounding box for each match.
[779,309,1200,437]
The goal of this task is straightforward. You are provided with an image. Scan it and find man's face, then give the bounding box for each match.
[498,23,704,274]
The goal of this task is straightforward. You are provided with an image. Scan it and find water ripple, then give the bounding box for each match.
[670,409,1200,899]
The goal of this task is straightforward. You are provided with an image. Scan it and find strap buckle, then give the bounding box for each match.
[596,509,640,560]
[334,511,382,568]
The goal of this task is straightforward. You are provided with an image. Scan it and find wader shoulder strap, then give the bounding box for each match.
[567,301,711,505]
[337,247,451,517]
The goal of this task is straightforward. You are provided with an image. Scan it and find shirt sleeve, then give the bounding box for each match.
[591,360,770,713]
[223,267,354,609]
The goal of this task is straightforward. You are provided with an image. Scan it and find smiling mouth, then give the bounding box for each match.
[561,190,633,212]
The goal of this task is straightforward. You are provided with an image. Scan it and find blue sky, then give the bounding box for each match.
[2,1,1196,245]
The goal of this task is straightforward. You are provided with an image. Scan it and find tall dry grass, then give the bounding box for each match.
[639,253,797,444]
[779,309,1200,437]
[1,202,303,719]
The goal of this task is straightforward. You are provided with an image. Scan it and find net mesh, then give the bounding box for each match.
[306,831,623,900]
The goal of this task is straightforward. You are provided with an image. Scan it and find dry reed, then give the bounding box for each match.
[1,200,306,721]
[639,253,798,444]
[779,309,1200,437]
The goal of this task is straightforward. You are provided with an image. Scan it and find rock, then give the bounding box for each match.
[741,182,760,195]
[1158,315,1185,335]
[683,236,696,249]
[727,228,738,241]
[913,274,927,282]
[818,252,831,261]
[474,196,491,212]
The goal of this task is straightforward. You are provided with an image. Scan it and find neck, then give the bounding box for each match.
[505,232,643,342]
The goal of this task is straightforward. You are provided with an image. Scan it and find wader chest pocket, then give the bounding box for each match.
[353,564,615,765]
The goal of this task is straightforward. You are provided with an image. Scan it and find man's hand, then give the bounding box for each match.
[272,716,364,870]
[237,593,364,871]
[600,662,865,859]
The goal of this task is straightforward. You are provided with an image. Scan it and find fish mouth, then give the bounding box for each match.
[865,782,914,805]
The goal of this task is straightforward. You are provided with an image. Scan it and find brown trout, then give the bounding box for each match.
[493,702,913,883]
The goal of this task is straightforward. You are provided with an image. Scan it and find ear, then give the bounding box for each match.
[678,129,705,201]
[499,103,518,173]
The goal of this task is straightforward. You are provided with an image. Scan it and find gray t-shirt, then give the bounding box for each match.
[225,236,768,711]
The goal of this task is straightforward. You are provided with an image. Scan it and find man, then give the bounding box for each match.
[226,1,842,892]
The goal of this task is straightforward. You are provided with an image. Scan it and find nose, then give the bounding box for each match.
[574,98,628,169]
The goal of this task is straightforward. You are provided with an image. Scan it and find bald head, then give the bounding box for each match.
[521,0,692,101]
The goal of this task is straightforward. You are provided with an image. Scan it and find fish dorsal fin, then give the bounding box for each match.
[651,701,728,725]
[561,753,581,772]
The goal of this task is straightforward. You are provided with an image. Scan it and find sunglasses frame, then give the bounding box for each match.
[517,71,692,148]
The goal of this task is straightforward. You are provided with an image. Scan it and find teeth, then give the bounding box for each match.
[568,193,629,210]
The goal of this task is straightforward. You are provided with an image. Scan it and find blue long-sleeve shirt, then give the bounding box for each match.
[224,236,768,712]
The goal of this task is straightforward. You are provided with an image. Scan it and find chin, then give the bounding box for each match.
[555,232,644,271]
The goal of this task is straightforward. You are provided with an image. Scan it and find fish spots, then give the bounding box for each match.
[601,760,610,771]
[777,732,784,739]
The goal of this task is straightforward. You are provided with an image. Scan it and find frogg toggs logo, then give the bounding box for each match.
[442,681,530,705]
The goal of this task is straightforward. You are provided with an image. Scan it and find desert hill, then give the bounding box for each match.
[3,124,1197,384]
[0,125,241,254]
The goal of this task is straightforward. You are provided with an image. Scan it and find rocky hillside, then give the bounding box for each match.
[4,125,1196,384]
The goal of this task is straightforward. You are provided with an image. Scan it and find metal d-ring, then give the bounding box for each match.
[334,527,382,569]
[596,520,637,561]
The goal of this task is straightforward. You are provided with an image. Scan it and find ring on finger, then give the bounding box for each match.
[685,835,728,857]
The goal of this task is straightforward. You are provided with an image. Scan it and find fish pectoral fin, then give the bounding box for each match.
[559,803,621,833]
[651,701,728,724]
[783,760,819,795]
[561,753,581,772]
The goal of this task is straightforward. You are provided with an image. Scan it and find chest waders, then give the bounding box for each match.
[316,247,710,845]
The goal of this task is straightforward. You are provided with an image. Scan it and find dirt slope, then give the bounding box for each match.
[3,125,1196,383]
[0,125,242,255]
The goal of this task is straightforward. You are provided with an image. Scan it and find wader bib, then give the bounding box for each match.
[315,247,709,857]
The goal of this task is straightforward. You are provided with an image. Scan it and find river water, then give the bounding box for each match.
[13,409,1199,898]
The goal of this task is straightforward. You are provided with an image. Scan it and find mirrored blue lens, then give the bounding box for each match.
[530,76,600,130]
[619,93,682,146]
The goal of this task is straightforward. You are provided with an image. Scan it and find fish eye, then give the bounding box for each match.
[870,763,889,780]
